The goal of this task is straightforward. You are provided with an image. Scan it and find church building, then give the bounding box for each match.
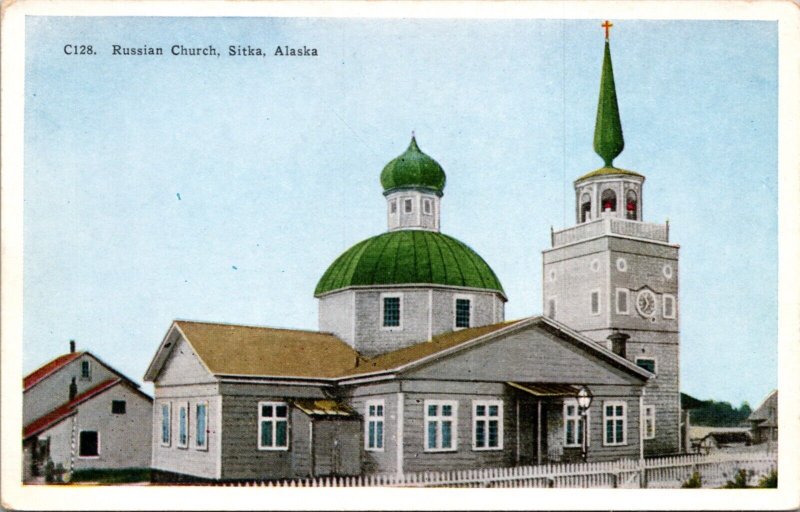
[144,30,680,482]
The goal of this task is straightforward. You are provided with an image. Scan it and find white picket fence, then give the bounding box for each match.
[214,450,776,489]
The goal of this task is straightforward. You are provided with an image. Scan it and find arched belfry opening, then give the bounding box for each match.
[626,190,638,220]
[580,193,592,223]
[601,189,617,213]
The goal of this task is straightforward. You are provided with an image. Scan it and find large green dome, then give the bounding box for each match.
[380,137,446,195]
[315,230,504,297]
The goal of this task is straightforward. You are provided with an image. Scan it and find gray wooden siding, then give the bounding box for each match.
[156,337,215,386]
[348,392,398,475]
[406,325,641,386]
[24,354,118,425]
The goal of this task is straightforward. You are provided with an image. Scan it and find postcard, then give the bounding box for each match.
[2,1,798,510]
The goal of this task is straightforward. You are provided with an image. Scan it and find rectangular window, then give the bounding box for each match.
[455,297,471,329]
[111,400,126,414]
[424,400,457,452]
[365,400,385,451]
[404,198,413,213]
[636,358,656,374]
[590,289,601,315]
[423,198,432,215]
[178,403,189,448]
[663,294,676,319]
[390,200,397,214]
[161,403,171,446]
[603,401,627,446]
[80,360,91,380]
[381,294,402,328]
[563,400,590,447]
[472,400,503,450]
[644,405,656,440]
[258,401,289,450]
[195,402,208,450]
[616,288,629,315]
[547,297,556,319]
[78,431,99,457]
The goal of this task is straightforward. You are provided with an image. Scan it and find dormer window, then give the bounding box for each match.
[625,190,637,220]
[423,198,432,215]
[601,189,617,212]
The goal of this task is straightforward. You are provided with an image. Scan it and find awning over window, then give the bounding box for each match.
[293,399,355,417]
[507,382,579,397]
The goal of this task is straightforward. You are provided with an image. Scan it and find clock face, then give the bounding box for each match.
[636,290,657,317]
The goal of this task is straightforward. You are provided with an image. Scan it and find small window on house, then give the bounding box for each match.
[178,404,189,448]
[365,400,384,451]
[404,198,413,213]
[78,431,99,457]
[603,401,627,446]
[616,288,629,315]
[111,400,126,414]
[563,400,589,448]
[473,400,503,450]
[636,358,656,374]
[626,190,638,220]
[196,403,208,450]
[644,405,656,440]
[424,400,457,452]
[423,198,432,215]
[382,294,402,328]
[663,294,676,319]
[601,189,617,212]
[547,298,556,319]
[80,360,91,380]
[258,402,289,450]
[390,199,397,214]
[161,403,171,446]
[455,298,471,329]
[590,290,601,315]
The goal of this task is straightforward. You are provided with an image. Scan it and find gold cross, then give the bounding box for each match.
[602,20,613,40]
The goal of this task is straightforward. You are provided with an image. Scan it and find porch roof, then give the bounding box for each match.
[293,399,355,417]
[507,382,579,397]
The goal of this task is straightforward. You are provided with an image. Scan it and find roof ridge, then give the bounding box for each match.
[175,319,332,337]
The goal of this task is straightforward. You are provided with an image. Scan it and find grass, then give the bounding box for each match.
[69,468,151,484]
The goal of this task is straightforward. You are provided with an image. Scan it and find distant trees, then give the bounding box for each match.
[688,398,752,427]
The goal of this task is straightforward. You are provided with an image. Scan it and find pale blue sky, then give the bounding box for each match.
[23,17,777,406]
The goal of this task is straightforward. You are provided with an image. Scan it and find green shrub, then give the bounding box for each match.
[69,468,151,484]
[758,470,777,488]
[681,471,702,488]
[723,469,749,489]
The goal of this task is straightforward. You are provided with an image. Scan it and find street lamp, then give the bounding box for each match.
[576,385,593,462]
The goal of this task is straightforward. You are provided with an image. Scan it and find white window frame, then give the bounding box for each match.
[160,402,171,447]
[662,294,676,319]
[77,429,100,458]
[422,198,432,215]
[472,400,503,451]
[365,399,385,452]
[177,402,189,449]
[258,401,290,451]
[563,400,591,448]
[644,405,656,440]
[603,401,627,446]
[424,400,458,452]
[590,288,601,316]
[380,292,403,330]
[195,401,209,451]
[635,357,657,375]
[546,296,557,319]
[403,197,413,214]
[453,294,474,330]
[616,288,630,315]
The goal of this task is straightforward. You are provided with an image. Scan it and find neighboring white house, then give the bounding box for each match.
[22,341,153,482]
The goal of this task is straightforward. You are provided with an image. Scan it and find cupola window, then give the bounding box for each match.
[625,190,637,220]
[404,198,413,213]
[390,200,397,214]
[381,294,402,328]
[601,189,617,212]
[580,193,592,223]
[423,198,432,215]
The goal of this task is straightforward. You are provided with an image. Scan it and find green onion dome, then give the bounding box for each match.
[380,136,446,195]
[315,230,504,298]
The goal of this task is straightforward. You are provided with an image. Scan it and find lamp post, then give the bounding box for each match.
[576,385,593,462]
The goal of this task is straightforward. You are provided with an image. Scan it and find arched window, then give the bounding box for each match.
[626,190,638,220]
[601,189,617,212]
[580,193,592,223]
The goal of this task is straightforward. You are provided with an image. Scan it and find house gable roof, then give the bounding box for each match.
[748,389,777,424]
[23,378,120,439]
[145,320,360,381]
[23,352,84,391]
[341,316,652,381]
